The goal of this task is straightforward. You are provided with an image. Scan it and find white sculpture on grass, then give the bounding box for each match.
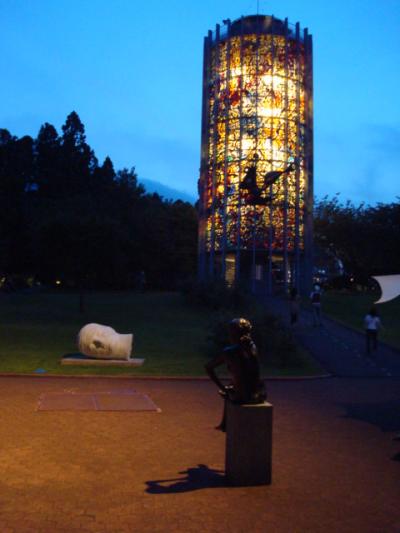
[78,323,133,360]
[373,275,400,304]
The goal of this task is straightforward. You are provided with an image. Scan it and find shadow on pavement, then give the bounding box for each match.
[340,400,400,432]
[145,464,226,493]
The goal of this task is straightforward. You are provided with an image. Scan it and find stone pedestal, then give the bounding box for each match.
[60,354,144,367]
[225,401,273,486]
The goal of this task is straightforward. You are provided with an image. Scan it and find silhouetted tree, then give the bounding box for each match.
[0,113,198,289]
[34,122,61,197]
[0,131,34,274]
[93,156,116,190]
[60,111,97,195]
[314,196,400,285]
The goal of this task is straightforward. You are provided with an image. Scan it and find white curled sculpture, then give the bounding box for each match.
[78,323,133,360]
[373,275,400,304]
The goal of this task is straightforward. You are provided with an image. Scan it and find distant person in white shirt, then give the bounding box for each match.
[364,307,382,355]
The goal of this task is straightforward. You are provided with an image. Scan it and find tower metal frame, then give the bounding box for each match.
[198,15,313,294]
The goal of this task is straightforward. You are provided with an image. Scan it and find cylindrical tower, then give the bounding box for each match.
[198,15,313,294]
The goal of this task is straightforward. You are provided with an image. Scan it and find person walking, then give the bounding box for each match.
[289,287,301,326]
[364,306,382,355]
[310,284,322,326]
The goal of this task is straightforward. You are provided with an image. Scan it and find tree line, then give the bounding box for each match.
[314,195,400,286]
[0,111,198,290]
[1,111,398,291]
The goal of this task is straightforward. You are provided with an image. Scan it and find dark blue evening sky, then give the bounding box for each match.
[1,0,399,204]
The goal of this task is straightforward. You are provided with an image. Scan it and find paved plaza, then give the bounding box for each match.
[0,375,399,532]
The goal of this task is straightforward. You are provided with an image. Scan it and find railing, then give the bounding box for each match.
[210,16,308,43]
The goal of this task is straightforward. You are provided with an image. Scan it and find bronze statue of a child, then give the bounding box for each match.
[205,318,266,431]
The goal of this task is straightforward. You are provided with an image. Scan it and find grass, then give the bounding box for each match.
[264,345,323,377]
[320,290,400,350]
[0,291,323,377]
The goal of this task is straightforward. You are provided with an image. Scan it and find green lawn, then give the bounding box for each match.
[0,291,322,376]
[321,290,400,349]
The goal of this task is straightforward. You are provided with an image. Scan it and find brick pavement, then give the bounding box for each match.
[0,376,399,532]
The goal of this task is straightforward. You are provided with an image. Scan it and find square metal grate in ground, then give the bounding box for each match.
[37,389,161,412]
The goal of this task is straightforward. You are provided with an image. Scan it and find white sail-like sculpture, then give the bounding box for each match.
[373,275,400,304]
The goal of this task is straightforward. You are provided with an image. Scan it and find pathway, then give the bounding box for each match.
[263,295,400,378]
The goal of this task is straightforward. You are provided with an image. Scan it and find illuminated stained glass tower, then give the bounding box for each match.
[198,15,313,293]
